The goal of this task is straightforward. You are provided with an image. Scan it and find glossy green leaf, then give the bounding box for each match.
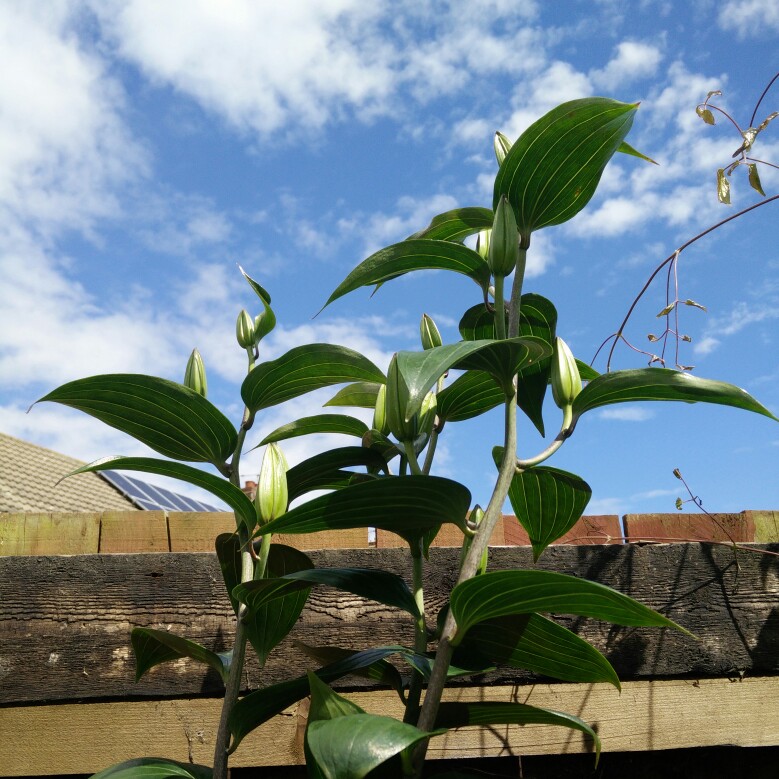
[402,648,495,680]
[284,567,420,619]
[616,140,657,164]
[242,344,385,413]
[571,368,778,423]
[228,646,404,751]
[394,339,548,423]
[240,544,314,666]
[576,359,600,381]
[259,414,368,445]
[462,613,620,688]
[256,475,471,545]
[286,446,388,502]
[408,207,494,242]
[324,382,383,409]
[90,758,212,779]
[307,714,443,779]
[449,569,691,643]
[458,295,558,433]
[437,371,504,423]
[505,466,592,560]
[434,701,600,763]
[131,627,230,684]
[239,264,272,304]
[323,239,490,310]
[494,98,638,234]
[215,533,242,615]
[38,374,237,465]
[62,457,256,531]
[308,671,364,721]
[295,641,406,701]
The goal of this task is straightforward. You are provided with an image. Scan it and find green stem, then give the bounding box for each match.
[421,427,439,474]
[213,351,257,779]
[515,406,573,470]
[507,246,527,337]
[403,440,424,476]
[493,274,506,340]
[403,544,427,728]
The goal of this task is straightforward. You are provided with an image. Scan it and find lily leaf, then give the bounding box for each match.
[295,641,405,701]
[308,671,364,721]
[284,567,420,619]
[307,714,444,779]
[495,98,639,235]
[449,569,691,643]
[90,758,212,779]
[323,239,490,310]
[504,465,592,561]
[434,701,600,764]
[462,613,620,688]
[131,627,230,684]
[256,475,471,546]
[437,371,504,424]
[324,381,383,409]
[61,456,256,531]
[259,414,368,446]
[286,446,389,502]
[215,533,242,615]
[616,140,657,164]
[571,368,778,423]
[239,544,314,666]
[38,374,237,465]
[242,344,385,413]
[408,207,494,242]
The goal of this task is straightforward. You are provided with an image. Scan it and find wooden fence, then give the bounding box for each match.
[0,510,778,776]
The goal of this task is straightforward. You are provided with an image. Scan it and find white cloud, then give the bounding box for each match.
[693,335,721,356]
[599,407,655,421]
[590,41,663,90]
[718,0,779,38]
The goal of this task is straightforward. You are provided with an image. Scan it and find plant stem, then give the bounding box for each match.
[403,440,424,476]
[507,246,527,337]
[403,544,427,727]
[515,406,573,470]
[493,274,506,339]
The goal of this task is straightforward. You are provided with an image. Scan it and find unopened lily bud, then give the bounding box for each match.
[494,131,512,165]
[551,337,582,409]
[385,355,416,442]
[373,383,390,436]
[476,228,491,261]
[420,314,442,351]
[236,309,255,349]
[256,443,288,524]
[418,389,437,438]
[488,196,519,278]
[183,348,208,397]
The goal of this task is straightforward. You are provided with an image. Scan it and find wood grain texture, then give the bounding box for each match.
[100,510,169,553]
[1,544,777,705]
[0,512,100,555]
[2,678,777,775]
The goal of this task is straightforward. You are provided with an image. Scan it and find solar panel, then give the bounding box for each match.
[99,470,222,512]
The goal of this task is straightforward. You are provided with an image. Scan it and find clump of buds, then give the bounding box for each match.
[488,196,519,278]
[494,131,512,165]
[256,443,288,524]
[420,314,442,350]
[236,309,255,349]
[183,348,208,397]
[551,337,582,409]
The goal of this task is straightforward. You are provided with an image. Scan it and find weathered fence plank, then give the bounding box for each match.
[1,544,777,706]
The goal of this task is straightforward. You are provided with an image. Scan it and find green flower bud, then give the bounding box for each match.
[420,314,442,351]
[183,348,208,397]
[551,337,582,409]
[418,389,437,438]
[476,228,491,261]
[256,443,289,524]
[488,196,519,278]
[494,131,512,165]
[385,355,416,442]
[373,383,390,436]
[236,309,255,349]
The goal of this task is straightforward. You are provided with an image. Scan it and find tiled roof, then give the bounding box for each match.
[0,432,135,513]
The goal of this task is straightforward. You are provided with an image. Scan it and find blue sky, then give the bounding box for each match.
[1,0,777,521]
